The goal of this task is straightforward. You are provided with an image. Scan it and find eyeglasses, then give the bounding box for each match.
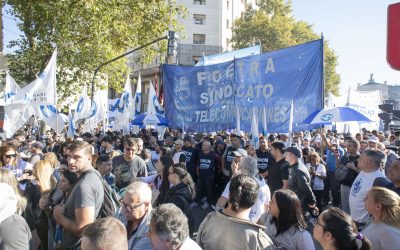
[121,201,144,212]
[5,154,17,159]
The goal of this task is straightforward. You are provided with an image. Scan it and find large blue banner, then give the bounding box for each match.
[163,39,323,132]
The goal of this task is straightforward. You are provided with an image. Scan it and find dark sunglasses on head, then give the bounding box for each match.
[5,154,17,159]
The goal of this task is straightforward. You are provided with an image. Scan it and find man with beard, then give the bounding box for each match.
[256,137,274,177]
[266,142,289,194]
[221,134,242,179]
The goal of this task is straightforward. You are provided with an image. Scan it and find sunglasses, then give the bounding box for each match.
[5,154,17,159]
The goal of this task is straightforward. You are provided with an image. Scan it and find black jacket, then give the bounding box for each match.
[164,182,193,213]
[288,162,316,211]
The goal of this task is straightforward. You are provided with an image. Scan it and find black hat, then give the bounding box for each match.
[285,146,302,158]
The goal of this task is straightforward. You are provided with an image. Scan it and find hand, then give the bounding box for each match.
[53,205,65,222]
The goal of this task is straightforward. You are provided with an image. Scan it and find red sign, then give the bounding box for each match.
[388,2,400,70]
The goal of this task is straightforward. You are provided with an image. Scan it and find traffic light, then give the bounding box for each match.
[378,104,394,113]
[167,31,179,56]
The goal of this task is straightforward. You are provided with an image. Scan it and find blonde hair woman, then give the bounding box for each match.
[25,160,57,249]
[0,168,27,215]
[362,187,400,250]
[44,152,61,181]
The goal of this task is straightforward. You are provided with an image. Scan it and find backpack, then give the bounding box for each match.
[93,171,122,218]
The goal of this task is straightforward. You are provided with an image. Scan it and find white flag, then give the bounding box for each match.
[0,73,21,105]
[34,105,65,134]
[262,106,268,136]
[83,89,109,133]
[134,72,142,116]
[3,104,34,138]
[114,75,135,134]
[288,100,294,145]
[250,107,259,148]
[147,81,164,115]
[13,49,57,106]
[74,85,92,121]
[235,105,241,133]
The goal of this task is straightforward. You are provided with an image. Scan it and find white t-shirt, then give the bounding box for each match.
[222,177,271,223]
[305,163,326,191]
[349,169,385,223]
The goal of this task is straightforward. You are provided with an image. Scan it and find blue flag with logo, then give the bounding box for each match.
[163,39,323,132]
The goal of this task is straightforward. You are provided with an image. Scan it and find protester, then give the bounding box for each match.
[172,139,186,164]
[349,150,385,229]
[222,134,242,178]
[284,146,316,213]
[149,204,202,250]
[313,207,371,250]
[362,187,400,250]
[95,154,116,189]
[322,132,344,207]
[230,148,247,177]
[141,148,158,175]
[387,159,400,195]
[256,137,273,175]
[0,183,34,250]
[216,156,270,223]
[306,151,327,212]
[267,142,289,194]
[0,144,32,186]
[0,168,27,215]
[100,135,115,155]
[163,163,196,214]
[81,217,128,250]
[44,151,62,181]
[337,138,360,214]
[112,137,147,195]
[259,189,315,250]
[196,140,220,209]
[197,174,274,250]
[53,141,104,250]
[115,181,153,249]
[24,160,57,249]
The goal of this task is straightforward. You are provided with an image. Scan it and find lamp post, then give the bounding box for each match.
[90,31,179,103]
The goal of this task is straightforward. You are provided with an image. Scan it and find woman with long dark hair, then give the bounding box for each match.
[314,207,371,250]
[259,189,315,250]
[163,163,196,213]
[140,156,174,205]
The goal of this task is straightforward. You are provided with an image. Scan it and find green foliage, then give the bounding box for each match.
[4,0,186,104]
[231,0,340,95]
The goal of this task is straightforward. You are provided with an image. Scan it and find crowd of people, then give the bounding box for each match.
[0,126,400,250]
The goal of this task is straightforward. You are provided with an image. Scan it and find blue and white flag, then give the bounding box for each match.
[114,75,135,133]
[0,73,21,105]
[4,104,34,138]
[34,105,65,134]
[147,81,164,115]
[134,72,142,116]
[13,49,57,106]
[250,107,259,148]
[74,85,91,121]
[67,109,76,138]
[82,89,108,133]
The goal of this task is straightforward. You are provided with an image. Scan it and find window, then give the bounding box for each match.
[194,0,206,5]
[194,14,206,25]
[226,19,229,29]
[193,34,206,44]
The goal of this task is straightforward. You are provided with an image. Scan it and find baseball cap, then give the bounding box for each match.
[285,146,302,158]
[174,139,184,146]
[233,148,247,157]
[368,136,379,143]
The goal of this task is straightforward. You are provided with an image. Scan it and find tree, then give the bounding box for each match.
[4,0,186,105]
[231,0,340,95]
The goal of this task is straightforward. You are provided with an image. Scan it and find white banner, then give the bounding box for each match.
[4,104,34,138]
[34,105,65,134]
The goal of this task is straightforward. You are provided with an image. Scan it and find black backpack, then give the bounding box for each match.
[93,171,122,218]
